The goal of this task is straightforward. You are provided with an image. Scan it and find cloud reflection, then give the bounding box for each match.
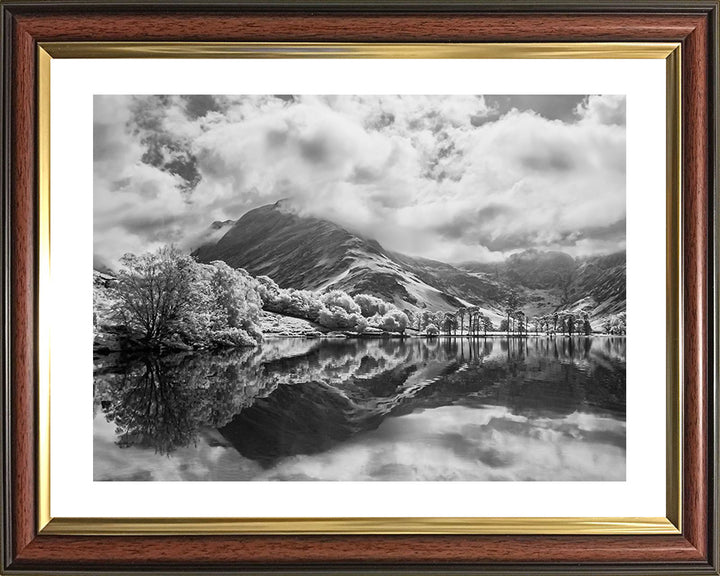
[256,406,625,481]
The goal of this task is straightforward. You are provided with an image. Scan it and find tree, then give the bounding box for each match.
[604,312,626,334]
[318,307,368,332]
[582,312,592,335]
[353,294,389,317]
[115,246,196,346]
[516,310,526,335]
[202,261,263,346]
[443,313,455,334]
[505,307,513,336]
[566,313,576,336]
[468,307,482,335]
[380,310,408,334]
[113,247,264,349]
[482,315,493,335]
[420,311,431,331]
[504,290,522,336]
[404,309,416,331]
[255,275,281,304]
[257,280,324,321]
[456,307,466,336]
[320,290,361,315]
[425,323,439,336]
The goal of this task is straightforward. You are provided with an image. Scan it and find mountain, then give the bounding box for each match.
[458,249,626,321]
[571,252,626,317]
[506,249,577,289]
[193,201,501,319]
[195,201,378,291]
[191,219,236,253]
[193,201,625,323]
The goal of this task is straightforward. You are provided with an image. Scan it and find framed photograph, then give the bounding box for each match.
[1,1,717,574]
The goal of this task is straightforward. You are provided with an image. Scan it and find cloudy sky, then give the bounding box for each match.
[94,94,626,267]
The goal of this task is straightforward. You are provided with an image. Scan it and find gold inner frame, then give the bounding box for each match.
[36,42,682,536]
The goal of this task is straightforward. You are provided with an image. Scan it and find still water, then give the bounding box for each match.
[94,337,626,481]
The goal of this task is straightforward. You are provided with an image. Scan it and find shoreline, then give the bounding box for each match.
[265,332,626,341]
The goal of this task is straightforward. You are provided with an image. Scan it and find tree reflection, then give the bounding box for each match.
[95,349,277,454]
[95,336,626,458]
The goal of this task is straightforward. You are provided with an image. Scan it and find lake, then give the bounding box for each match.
[93,336,626,481]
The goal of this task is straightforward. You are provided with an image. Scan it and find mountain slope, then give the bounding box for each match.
[193,201,502,319]
[458,250,626,323]
[193,201,625,323]
[194,202,366,290]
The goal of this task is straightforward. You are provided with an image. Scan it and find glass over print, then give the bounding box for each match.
[93,94,627,482]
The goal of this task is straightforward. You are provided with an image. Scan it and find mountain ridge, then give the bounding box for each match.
[192,202,625,324]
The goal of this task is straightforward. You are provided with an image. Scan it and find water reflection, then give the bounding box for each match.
[94,336,626,481]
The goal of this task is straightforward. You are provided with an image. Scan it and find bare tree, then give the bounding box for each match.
[115,246,195,346]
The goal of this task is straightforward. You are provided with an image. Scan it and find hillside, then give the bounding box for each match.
[192,201,625,324]
[193,201,503,321]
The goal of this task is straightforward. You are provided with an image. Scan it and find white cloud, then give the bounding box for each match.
[94,94,626,266]
[575,94,626,126]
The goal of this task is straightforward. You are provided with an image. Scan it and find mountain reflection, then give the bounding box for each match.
[94,336,626,481]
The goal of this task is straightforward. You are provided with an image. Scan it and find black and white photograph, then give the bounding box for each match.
[93,94,627,482]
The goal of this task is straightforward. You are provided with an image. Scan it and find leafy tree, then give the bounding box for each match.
[404,309,416,331]
[443,313,456,334]
[582,312,592,335]
[115,246,196,346]
[320,290,361,315]
[504,290,522,336]
[482,315,493,335]
[505,308,513,335]
[353,294,389,317]
[380,310,408,334]
[456,307,466,335]
[113,247,263,349]
[255,275,281,303]
[318,307,367,332]
[204,261,263,345]
[467,307,482,335]
[566,313,576,336]
[603,312,626,334]
[425,323,439,336]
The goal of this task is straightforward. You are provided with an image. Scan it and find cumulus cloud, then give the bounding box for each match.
[94,94,626,266]
[576,94,626,126]
[255,406,626,481]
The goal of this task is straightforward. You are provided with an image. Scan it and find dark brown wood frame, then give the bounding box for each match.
[1,1,718,574]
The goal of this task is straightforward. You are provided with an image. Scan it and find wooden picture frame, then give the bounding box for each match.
[1,1,717,574]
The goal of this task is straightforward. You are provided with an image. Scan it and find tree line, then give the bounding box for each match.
[94,246,626,352]
[95,246,413,351]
